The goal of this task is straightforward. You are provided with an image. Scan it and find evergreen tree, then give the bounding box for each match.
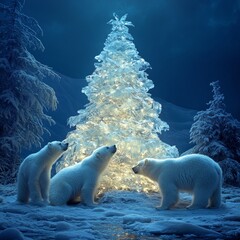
[0,0,58,183]
[61,14,178,192]
[190,81,240,162]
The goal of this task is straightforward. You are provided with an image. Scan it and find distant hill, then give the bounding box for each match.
[42,74,197,155]
[44,74,88,142]
[159,98,197,153]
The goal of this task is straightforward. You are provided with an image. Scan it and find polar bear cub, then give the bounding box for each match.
[49,145,117,206]
[132,154,222,210]
[17,141,68,205]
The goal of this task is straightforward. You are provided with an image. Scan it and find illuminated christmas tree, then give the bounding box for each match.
[60,14,178,192]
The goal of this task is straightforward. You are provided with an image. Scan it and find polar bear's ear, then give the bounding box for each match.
[144,159,149,165]
[48,142,54,149]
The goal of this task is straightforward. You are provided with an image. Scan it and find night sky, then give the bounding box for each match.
[22,0,240,119]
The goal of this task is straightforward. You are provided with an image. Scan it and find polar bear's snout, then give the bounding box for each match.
[132,166,139,174]
[62,142,69,151]
[111,144,117,153]
[132,159,146,174]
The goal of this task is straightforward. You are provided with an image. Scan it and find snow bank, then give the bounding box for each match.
[0,228,25,240]
[122,214,151,224]
[0,186,240,239]
[124,220,222,238]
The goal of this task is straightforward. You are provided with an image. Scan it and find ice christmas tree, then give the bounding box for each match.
[61,14,178,192]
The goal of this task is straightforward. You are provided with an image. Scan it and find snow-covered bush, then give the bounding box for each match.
[219,159,240,187]
[190,81,240,162]
[0,0,58,183]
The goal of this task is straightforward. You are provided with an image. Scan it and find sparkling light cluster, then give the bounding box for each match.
[59,14,179,193]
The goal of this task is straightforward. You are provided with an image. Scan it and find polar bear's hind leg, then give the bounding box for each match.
[50,182,72,206]
[209,167,222,208]
[17,177,29,203]
[209,184,221,208]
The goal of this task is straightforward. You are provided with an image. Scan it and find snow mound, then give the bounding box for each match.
[0,228,25,240]
[122,214,151,224]
[124,220,222,237]
[0,185,240,239]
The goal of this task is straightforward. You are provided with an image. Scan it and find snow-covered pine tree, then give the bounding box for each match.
[0,0,58,183]
[61,14,178,192]
[190,81,240,162]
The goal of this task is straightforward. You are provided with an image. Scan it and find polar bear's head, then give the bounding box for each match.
[47,141,69,159]
[132,158,160,181]
[93,145,117,159]
[91,145,117,172]
[132,159,149,175]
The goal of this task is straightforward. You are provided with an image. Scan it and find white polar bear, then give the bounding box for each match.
[49,145,117,206]
[132,154,222,210]
[17,141,68,205]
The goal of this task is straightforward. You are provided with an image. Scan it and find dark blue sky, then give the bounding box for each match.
[23,0,240,118]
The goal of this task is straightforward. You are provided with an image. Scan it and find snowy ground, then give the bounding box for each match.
[0,184,240,240]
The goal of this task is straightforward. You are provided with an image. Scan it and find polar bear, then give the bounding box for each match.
[132,154,222,210]
[49,145,117,206]
[17,141,68,205]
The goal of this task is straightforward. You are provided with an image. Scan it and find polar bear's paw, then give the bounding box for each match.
[186,203,206,210]
[83,202,98,208]
[30,200,48,207]
[155,205,171,211]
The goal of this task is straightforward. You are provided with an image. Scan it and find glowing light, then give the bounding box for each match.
[58,14,178,193]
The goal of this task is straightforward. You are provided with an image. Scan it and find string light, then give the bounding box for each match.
[58,14,178,193]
